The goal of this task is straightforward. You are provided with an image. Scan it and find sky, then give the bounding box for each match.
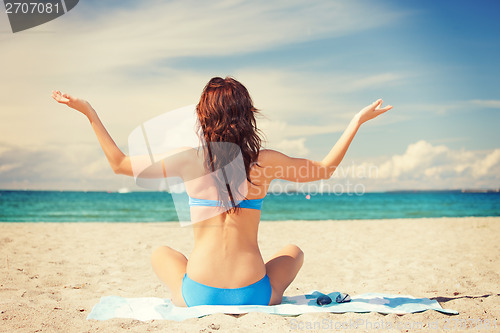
[0,0,499,192]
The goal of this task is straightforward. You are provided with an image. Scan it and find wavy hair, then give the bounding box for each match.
[196,77,262,212]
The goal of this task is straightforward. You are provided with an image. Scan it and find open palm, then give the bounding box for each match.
[51,90,93,117]
[357,99,393,125]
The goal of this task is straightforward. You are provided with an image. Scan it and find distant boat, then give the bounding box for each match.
[118,188,131,194]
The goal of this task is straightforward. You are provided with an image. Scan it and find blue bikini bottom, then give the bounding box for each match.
[181,273,272,307]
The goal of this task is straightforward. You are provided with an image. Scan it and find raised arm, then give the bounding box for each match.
[52,91,203,182]
[52,90,135,175]
[260,99,393,182]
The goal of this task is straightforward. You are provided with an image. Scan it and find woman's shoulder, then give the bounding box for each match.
[164,146,199,162]
[258,149,288,163]
[257,149,290,167]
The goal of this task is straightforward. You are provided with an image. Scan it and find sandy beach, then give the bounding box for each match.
[1,217,499,332]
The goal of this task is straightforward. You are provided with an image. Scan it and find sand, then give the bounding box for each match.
[1,217,499,332]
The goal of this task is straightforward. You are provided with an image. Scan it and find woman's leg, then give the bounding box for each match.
[265,244,304,305]
[151,246,188,307]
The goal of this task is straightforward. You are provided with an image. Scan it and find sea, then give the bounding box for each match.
[1,190,499,222]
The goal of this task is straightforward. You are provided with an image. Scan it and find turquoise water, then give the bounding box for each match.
[0,190,499,222]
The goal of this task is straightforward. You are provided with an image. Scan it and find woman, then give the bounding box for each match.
[52,77,392,307]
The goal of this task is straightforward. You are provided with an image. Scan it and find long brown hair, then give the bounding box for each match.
[196,77,262,211]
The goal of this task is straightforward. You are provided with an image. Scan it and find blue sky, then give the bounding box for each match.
[0,0,499,191]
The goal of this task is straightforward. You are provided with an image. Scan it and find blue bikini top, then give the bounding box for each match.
[188,196,264,210]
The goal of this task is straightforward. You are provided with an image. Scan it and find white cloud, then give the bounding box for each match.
[258,117,347,147]
[376,140,500,182]
[378,140,450,179]
[2,139,498,191]
[239,69,404,120]
[339,140,500,190]
[0,163,20,173]
[468,100,500,109]
[286,141,500,192]
[472,149,500,178]
[334,73,406,93]
[401,99,500,116]
[0,142,136,190]
[271,138,309,157]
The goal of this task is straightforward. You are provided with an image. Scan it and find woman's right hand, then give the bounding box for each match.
[51,90,95,119]
[355,99,393,125]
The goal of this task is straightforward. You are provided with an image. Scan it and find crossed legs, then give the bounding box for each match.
[151,244,304,307]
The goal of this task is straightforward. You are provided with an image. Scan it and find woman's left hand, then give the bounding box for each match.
[355,99,393,125]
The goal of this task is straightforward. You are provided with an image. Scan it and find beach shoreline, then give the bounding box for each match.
[1,217,499,332]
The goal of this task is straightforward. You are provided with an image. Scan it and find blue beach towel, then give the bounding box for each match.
[87,291,458,322]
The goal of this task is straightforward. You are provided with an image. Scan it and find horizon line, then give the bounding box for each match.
[1,188,499,193]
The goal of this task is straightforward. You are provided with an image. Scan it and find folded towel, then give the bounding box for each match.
[87,291,458,322]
